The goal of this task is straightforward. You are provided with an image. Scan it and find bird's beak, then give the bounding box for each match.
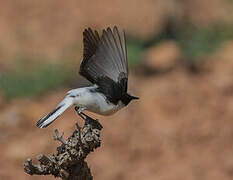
[131,95,139,100]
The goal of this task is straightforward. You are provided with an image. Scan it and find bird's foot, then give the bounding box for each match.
[74,106,88,120]
[74,106,102,129]
[75,106,86,115]
[78,107,87,115]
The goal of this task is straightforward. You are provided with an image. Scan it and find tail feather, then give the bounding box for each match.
[36,97,73,128]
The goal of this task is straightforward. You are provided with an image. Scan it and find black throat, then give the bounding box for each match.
[93,75,139,106]
[121,93,139,106]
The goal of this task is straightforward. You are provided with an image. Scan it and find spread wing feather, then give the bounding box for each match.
[80,28,101,83]
[79,26,128,85]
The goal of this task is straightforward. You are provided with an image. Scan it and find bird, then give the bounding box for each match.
[36,26,139,128]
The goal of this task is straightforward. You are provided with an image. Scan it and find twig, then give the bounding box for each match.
[54,129,67,144]
[24,113,103,180]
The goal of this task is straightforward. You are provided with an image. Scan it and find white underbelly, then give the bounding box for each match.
[72,90,125,116]
[96,101,124,115]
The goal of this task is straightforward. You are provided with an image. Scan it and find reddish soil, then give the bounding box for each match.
[0,1,232,179]
[1,56,233,179]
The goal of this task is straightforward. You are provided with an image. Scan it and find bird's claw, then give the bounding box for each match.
[74,106,79,112]
[74,106,88,120]
[74,106,102,130]
[78,109,83,115]
[75,106,86,115]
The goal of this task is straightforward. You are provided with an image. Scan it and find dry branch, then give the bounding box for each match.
[24,111,103,180]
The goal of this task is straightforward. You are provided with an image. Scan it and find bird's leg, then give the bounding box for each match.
[74,106,97,125]
[78,107,87,115]
[74,106,88,120]
[74,106,103,130]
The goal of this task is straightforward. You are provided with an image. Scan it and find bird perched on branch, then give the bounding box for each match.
[37,26,139,128]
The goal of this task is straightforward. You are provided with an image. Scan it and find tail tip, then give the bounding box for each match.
[36,105,64,128]
[36,119,46,128]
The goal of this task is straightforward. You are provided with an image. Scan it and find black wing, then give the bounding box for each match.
[79,26,128,104]
[80,26,128,84]
[79,28,101,83]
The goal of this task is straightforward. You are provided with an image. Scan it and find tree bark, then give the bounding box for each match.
[24,112,103,180]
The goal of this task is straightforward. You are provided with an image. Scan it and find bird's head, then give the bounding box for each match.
[121,93,139,106]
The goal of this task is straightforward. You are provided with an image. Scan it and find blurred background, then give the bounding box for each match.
[0,0,233,179]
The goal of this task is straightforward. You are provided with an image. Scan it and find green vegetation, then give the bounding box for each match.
[126,38,144,66]
[126,22,233,65]
[176,24,233,61]
[0,61,71,99]
[1,23,232,99]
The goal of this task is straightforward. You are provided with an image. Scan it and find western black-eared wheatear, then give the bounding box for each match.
[37,26,139,128]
